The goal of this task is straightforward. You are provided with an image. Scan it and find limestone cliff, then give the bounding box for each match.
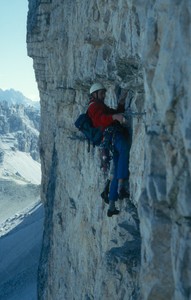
[27,1,191,299]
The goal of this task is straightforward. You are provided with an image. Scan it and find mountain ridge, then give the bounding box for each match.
[0,88,39,109]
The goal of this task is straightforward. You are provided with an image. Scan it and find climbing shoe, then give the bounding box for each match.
[118,188,130,200]
[107,208,120,217]
[101,190,109,204]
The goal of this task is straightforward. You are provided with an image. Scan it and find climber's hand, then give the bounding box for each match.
[112,114,124,124]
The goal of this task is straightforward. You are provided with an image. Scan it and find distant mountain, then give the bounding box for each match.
[0,90,40,162]
[0,88,40,109]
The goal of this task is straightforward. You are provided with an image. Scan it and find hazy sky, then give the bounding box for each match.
[0,0,39,100]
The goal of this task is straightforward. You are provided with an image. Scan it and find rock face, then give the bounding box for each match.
[27,1,191,299]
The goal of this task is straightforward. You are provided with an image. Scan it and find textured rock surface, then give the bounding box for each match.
[27,0,191,299]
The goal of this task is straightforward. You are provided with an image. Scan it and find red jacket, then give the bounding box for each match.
[87,99,125,131]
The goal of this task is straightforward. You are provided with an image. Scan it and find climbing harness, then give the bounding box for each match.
[99,123,129,175]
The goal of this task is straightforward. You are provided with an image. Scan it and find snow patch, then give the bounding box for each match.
[0,141,41,184]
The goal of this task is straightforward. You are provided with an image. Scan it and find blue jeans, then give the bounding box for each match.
[109,132,130,202]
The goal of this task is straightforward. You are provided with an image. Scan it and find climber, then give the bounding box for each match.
[88,83,131,217]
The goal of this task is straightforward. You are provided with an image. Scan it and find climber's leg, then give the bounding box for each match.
[108,151,119,202]
[107,156,120,216]
[115,132,130,179]
[114,132,131,199]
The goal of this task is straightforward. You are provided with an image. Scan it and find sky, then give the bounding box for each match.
[0,0,39,101]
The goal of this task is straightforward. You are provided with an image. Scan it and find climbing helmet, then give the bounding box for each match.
[90,83,106,95]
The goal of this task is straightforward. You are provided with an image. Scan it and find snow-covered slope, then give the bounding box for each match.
[0,144,41,185]
[0,133,41,223]
[0,146,42,300]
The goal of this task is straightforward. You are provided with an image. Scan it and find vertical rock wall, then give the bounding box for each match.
[135,2,191,299]
[27,0,191,299]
